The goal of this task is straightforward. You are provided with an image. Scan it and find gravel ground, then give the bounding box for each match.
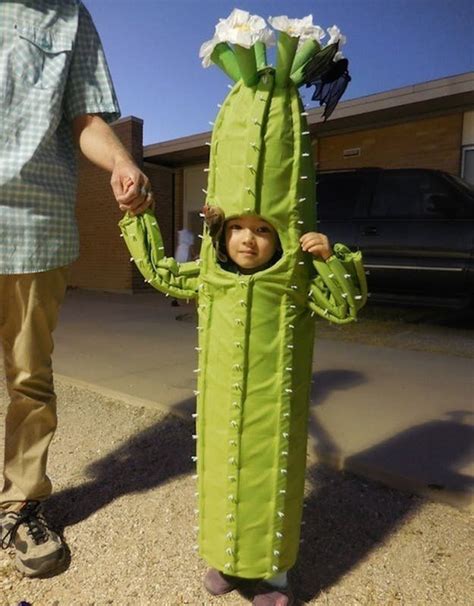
[0,380,472,606]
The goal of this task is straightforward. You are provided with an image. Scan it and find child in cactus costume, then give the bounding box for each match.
[119,9,367,603]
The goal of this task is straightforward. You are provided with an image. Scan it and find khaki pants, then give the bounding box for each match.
[0,267,68,508]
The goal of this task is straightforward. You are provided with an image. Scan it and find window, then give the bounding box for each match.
[371,171,468,220]
[317,173,368,219]
[461,146,474,185]
[420,173,460,218]
[371,173,426,218]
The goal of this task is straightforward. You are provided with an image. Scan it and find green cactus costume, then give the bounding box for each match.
[119,12,367,579]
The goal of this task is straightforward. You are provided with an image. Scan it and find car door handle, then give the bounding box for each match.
[362,226,378,236]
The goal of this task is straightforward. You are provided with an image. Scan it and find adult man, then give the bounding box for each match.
[0,0,152,576]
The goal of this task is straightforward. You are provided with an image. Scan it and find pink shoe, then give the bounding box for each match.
[253,582,295,606]
[203,568,240,595]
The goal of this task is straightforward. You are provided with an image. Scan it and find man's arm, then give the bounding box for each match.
[72,114,152,215]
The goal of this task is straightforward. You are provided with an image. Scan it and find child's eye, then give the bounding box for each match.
[229,224,242,231]
[257,226,271,234]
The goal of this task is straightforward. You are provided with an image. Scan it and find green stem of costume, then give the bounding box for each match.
[291,39,320,75]
[233,44,258,87]
[274,32,299,88]
[210,42,241,82]
[291,43,338,87]
[254,41,267,71]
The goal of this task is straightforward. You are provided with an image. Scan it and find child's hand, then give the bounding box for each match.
[300,232,333,261]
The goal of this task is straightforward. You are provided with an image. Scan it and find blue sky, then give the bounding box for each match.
[84,0,474,145]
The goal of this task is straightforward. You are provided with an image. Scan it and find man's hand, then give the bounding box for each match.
[72,114,154,215]
[300,231,333,261]
[110,160,153,216]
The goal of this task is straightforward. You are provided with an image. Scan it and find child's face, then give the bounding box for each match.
[224,215,278,272]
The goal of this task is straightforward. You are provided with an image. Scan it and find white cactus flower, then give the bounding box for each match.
[215,8,269,49]
[326,25,347,46]
[199,36,220,68]
[333,50,345,62]
[297,22,325,50]
[269,14,322,39]
[302,24,325,43]
[260,27,276,47]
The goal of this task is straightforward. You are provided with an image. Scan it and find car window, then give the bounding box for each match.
[442,174,474,219]
[447,173,474,196]
[420,173,463,219]
[371,173,425,218]
[317,174,368,219]
[371,171,470,219]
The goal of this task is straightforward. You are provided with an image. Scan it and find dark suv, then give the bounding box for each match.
[316,168,474,307]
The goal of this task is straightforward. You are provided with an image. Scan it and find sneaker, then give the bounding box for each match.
[0,501,65,577]
[253,582,296,606]
[203,568,240,595]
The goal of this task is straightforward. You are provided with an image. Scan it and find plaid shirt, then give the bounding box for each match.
[0,0,120,274]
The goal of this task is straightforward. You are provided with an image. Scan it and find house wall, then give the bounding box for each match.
[317,113,463,175]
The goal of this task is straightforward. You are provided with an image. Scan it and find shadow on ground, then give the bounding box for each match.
[48,400,195,529]
[47,379,472,603]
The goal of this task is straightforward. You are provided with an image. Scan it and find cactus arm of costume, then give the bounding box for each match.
[119,210,200,299]
[308,244,368,324]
